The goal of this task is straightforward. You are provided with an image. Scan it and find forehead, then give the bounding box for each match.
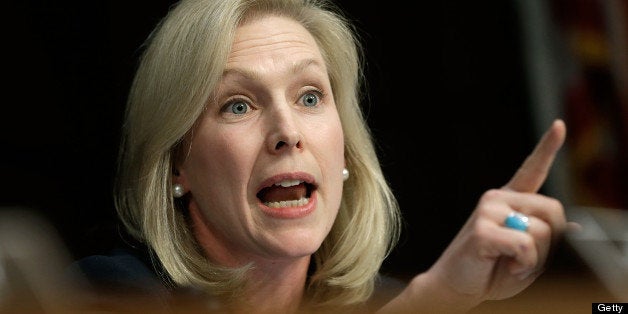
[227,15,325,67]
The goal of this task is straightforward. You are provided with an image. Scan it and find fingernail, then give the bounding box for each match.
[510,265,528,276]
[517,269,540,280]
[511,264,535,278]
[566,222,583,233]
[517,269,537,280]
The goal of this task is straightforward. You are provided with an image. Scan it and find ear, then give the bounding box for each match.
[172,137,195,195]
[172,166,191,200]
[172,160,190,191]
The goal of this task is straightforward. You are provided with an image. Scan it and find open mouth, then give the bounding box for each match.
[256,179,316,208]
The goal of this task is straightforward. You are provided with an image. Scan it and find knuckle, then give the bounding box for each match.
[535,222,552,239]
[480,189,503,203]
[471,218,492,242]
[544,197,566,220]
[551,198,565,213]
[475,202,498,218]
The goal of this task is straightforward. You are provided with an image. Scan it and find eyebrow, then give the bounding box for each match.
[222,58,324,81]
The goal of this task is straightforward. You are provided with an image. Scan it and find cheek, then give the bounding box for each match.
[315,117,344,165]
[185,127,259,198]
[332,126,345,156]
[310,115,345,197]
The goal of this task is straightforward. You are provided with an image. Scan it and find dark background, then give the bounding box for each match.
[3,0,592,283]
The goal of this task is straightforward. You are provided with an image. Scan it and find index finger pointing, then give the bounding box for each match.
[504,119,566,193]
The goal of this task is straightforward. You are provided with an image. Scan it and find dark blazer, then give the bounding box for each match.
[68,244,406,313]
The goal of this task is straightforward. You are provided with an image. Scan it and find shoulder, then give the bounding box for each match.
[67,245,169,298]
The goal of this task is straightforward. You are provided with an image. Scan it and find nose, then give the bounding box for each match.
[266,106,303,154]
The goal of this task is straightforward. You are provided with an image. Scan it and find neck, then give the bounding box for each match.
[236,257,310,314]
[188,204,311,313]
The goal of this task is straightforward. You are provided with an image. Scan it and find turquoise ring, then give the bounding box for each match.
[504,212,529,232]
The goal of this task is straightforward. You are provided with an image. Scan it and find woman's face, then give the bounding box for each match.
[175,15,345,266]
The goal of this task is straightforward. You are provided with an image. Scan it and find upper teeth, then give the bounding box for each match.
[274,180,302,187]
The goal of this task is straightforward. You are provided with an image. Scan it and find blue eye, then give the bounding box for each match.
[227,101,249,114]
[302,93,319,107]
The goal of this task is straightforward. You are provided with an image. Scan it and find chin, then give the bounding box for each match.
[261,227,328,258]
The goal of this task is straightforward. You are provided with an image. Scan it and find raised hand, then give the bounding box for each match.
[379,120,569,313]
[432,119,567,303]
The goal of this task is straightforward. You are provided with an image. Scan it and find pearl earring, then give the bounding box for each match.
[342,168,349,181]
[173,183,185,198]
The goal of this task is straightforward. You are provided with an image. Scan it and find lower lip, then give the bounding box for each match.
[259,191,317,219]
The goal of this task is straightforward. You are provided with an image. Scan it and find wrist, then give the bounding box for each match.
[405,271,482,313]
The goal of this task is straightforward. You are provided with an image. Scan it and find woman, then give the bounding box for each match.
[77,0,569,312]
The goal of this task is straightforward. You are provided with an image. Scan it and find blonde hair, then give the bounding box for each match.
[115,0,401,308]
